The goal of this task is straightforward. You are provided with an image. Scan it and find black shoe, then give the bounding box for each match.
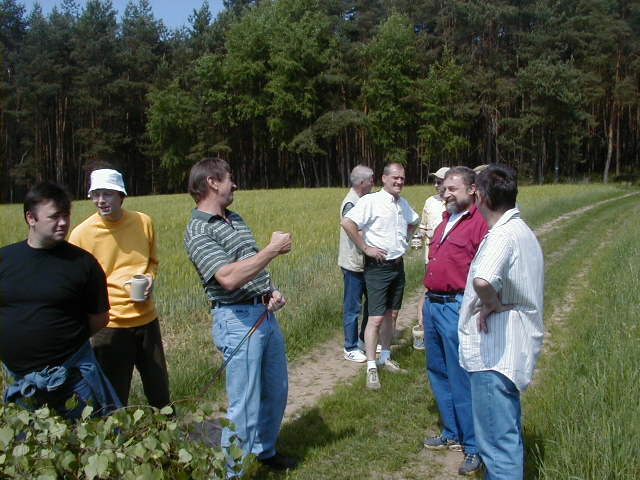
[259,452,298,471]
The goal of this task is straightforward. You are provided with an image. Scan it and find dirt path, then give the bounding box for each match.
[280,191,635,478]
[532,191,638,236]
[285,192,637,421]
[193,192,634,473]
[284,289,421,421]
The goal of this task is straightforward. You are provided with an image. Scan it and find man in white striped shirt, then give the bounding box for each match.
[458,164,544,480]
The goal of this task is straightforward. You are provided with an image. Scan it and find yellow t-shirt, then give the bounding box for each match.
[69,209,158,328]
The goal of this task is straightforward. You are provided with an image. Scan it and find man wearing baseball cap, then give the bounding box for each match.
[69,168,171,409]
[414,167,450,350]
[418,167,450,261]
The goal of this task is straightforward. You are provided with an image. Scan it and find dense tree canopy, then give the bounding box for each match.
[1,0,639,201]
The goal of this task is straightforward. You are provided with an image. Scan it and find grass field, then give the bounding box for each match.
[253,185,640,480]
[0,183,629,401]
[1,182,638,478]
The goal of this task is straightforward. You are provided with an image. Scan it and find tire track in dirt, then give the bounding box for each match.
[282,191,636,479]
[536,223,618,369]
[285,192,637,421]
[284,289,421,422]
[193,192,635,469]
[532,191,638,237]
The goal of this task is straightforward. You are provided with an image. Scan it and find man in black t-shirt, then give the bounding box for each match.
[0,182,121,419]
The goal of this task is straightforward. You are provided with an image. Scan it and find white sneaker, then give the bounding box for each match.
[366,368,381,390]
[344,349,367,363]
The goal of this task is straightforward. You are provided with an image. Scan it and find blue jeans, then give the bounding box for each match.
[423,294,477,454]
[4,341,122,420]
[212,304,288,464]
[341,268,366,351]
[470,371,523,480]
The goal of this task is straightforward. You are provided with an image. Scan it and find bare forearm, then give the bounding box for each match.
[215,248,278,291]
[146,259,159,278]
[473,278,499,306]
[340,218,368,253]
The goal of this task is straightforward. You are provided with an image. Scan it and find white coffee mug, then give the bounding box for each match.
[123,274,149,302]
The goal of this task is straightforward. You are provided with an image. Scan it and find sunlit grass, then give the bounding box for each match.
[2,182,637,478]
[0,183,629,405]
[524,194,640,479]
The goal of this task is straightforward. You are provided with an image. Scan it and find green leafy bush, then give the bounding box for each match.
[0,402,254,479]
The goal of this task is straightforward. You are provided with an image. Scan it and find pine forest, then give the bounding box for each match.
[1,0,639,201]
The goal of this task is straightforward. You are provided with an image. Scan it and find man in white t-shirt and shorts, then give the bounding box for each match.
[341,162,419,390]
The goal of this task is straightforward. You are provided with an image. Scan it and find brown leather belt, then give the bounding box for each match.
[426,292,462,304]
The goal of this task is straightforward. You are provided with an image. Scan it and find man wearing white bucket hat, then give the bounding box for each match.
[69,168,170,409]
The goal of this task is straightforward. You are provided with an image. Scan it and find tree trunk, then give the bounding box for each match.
[298,154,306,187]
[554,136,559,183]
[615,109,620,177]
[538,129,546,185]
[55,95,67,188]
[603,104,615,184]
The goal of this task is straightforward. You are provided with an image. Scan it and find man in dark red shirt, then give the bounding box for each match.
[422,166,488,476]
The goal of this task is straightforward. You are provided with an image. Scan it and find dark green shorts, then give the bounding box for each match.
[363,258,405,316]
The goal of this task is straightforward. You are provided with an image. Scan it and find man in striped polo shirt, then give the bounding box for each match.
[459,164,544,480]
[184,157,295,474]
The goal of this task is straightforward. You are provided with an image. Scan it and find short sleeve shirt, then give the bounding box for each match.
[0,241,109,375]
[424,205,488,292]
[419,194,446,240]
[345,189,419,260]
[184,209,271,303]
[458,209,544,392]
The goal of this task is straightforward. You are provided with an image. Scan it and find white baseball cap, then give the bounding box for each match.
[88,169,127,197]
[431,167,450,180]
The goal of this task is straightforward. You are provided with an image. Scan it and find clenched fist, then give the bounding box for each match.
[269,231,292,254]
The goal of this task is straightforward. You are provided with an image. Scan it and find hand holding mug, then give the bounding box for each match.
[143,274,154,297]
[123,274,150,302]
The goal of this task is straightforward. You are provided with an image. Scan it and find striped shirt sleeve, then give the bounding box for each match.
[185,231,230,284]
[472,231,512,293]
